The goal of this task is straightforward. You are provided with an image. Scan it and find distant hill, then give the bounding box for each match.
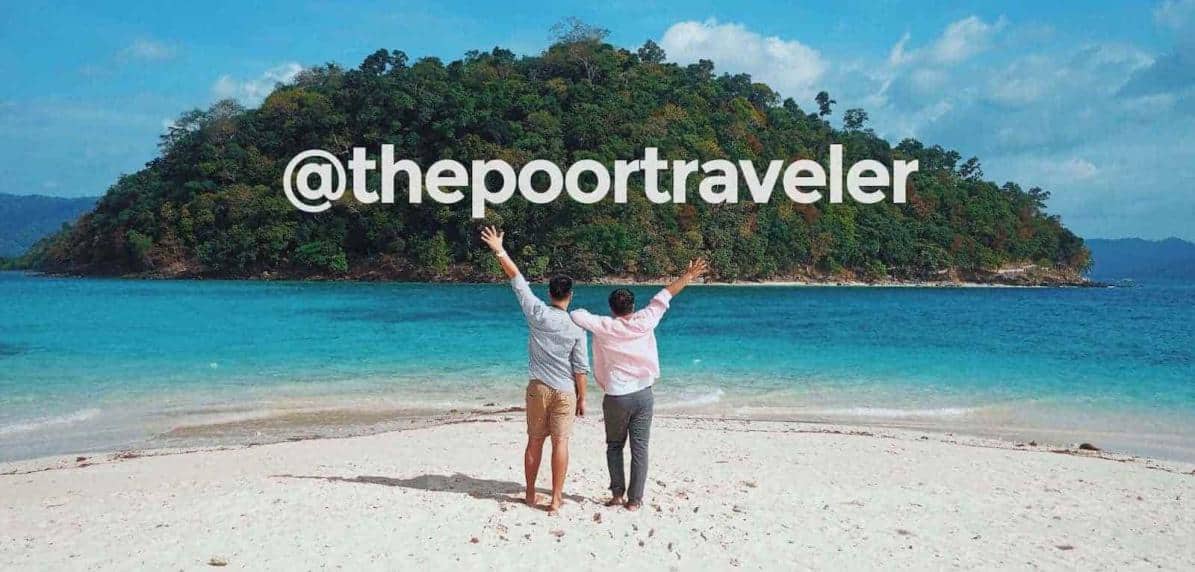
[0,193,98,257]
[1086,238,1195,282]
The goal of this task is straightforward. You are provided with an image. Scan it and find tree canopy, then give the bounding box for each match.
[30,32,1090,283]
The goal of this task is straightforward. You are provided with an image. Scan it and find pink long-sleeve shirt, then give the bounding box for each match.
[569,289,672,396]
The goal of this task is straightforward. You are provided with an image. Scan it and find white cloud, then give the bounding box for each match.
[888,33,912,66]
[984,54,1062,106]
[791,11,1195,239]
[863,16,1004,137]
[1155,0,1195,31]
[908,68,949,94]
[211,76,239,98]
[659,19,825,101]
[882,99,954,139]
[980,43,1154,112]
[1048,157,1100,181]
[120,39,176,62]
[1080,43,1154,70]
[80,38,178,76]
[931,16,1003,64]
[885,16,1005,69]
[211,62,303,104]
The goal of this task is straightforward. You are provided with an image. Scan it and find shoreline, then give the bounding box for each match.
[8,269,1099,288]
[2,415,1192,569]
[587,278,1069,288]
[5,379,1195,466]
[5,404,1194,474]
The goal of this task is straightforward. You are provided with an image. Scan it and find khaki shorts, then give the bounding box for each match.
[525,380,576,439]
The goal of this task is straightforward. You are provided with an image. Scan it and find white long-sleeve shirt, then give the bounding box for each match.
[569,289,672,396]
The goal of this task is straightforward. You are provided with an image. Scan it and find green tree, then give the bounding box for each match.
[637,40,666,63]
[30,28,1088,284]
[815,91,836,117]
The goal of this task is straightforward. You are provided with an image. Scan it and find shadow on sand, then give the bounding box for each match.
[273,472,588,505]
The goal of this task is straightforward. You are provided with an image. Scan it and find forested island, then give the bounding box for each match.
[23,22,1090,285]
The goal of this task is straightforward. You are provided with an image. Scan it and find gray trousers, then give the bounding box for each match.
[602,385,654,502]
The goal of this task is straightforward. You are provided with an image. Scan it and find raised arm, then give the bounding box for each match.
[634,259,707,328]
[480,226,519,279]
[482,226,544,318]
[664,258,709,297]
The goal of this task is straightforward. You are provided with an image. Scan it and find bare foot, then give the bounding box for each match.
[605,496,624,507]
[548,495,563,514]
[525,490,540,507]
[624,500,641,512]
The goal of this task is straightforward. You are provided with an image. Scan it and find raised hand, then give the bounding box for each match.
[665,258,708,296]
[483,226,520,278]
[480,226,505,253]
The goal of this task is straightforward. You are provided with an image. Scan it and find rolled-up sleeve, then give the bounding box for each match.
[636,289,673,328]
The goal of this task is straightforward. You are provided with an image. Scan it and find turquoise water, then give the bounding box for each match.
[2,271,1193,461]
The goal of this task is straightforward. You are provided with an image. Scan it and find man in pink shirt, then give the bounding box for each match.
[570,259,708,511]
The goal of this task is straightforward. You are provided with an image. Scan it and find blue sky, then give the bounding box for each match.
[2,0,1193,239]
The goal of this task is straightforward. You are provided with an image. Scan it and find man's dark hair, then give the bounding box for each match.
[548,275,573,301]
[608,288,635,316]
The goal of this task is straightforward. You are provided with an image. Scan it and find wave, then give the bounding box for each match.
[657,388,725,409]
[0,408,101,436]
[802,406,979,419]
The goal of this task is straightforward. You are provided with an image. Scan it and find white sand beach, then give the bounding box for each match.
[2,415,1193,570]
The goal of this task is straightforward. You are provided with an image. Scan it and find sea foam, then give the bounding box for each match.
[805,406,978,419]
[657,388,725,409]
[0,408,101,436]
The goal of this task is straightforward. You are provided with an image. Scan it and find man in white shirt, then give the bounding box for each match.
[570,259,707,510]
